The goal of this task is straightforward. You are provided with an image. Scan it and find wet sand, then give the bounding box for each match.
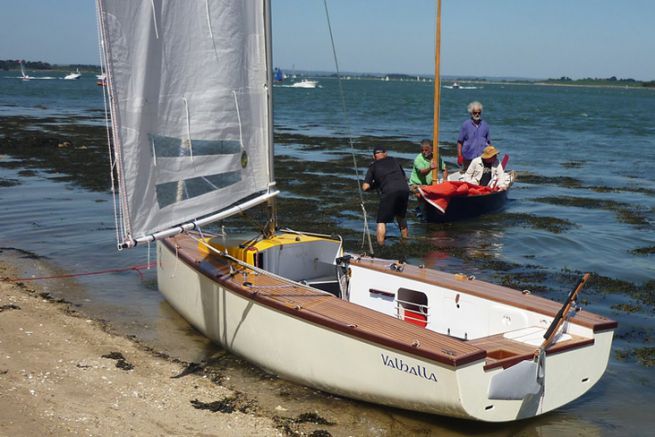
[0,261,280,436]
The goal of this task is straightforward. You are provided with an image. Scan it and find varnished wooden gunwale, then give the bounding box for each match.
[162,233,615,369]
[350,257,617,333]
[469,333,595,370]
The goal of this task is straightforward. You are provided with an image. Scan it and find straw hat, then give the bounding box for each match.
[481,145,499,159]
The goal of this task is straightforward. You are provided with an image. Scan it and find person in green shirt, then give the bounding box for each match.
[409,139,447,190]
[409,139,448,218]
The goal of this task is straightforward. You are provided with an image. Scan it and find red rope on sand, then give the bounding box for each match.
[6,262,156,282]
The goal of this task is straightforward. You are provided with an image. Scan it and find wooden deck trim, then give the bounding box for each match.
[468,333,595,370]
[163,235,486,367]
[349,257,618,333]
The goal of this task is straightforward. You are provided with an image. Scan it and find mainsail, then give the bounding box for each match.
[97,0,276,247]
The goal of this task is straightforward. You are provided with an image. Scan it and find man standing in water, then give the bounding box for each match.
[457,101,492,171]
[362,147,409,246]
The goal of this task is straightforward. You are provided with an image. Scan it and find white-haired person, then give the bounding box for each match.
[456,101,492,172]
[463,145,510,190]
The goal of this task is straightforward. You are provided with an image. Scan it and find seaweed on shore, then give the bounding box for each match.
[614,347,655,367]
[631,246,655,256]
[101,351,134,371]
[492,212,577,234]
[0,177,21,187]
[517,172,584,188]
[190,392,256,414]
[535,196,651,227]
[0,304,21,313]
[273,412,335,436]
[0,115,110,192]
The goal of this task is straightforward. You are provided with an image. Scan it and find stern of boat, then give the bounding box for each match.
[456,328,615,421]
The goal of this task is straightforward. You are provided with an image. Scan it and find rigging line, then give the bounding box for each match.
[150,0,160,39]
[183,97,194,160]
[322,0,374,254]
[204,0,214,39]
[232,90,246,152]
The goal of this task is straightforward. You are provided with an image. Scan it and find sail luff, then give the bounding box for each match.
[263,0,277,232]
[96,0,133,244]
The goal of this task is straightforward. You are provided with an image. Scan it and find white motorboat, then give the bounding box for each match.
[64,69,81,80]
[290,79,319,88]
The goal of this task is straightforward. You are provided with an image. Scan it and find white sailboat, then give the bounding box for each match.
[64,68,82,80]
[19,61,33,81]
[96,0,616,422]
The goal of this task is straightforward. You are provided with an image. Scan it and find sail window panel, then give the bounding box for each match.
[153,152,244,185]
[150,134,241,158]
[155,171,241,209]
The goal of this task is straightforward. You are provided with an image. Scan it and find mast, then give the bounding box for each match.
[263,0,277,236]
[431,0,442,184]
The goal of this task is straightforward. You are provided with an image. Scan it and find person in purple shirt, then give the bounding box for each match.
[456,101,492,172]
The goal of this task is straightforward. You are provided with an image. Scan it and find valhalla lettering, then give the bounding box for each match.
[381,354,438,382]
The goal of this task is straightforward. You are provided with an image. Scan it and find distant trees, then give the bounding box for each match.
[545,75,652,87]
[0,59,99,72]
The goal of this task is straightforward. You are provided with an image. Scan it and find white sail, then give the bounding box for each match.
[97,0,274,246]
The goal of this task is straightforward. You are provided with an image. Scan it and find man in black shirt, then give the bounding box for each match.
[362,147,410,246]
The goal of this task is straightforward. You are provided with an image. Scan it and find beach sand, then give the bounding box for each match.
[0,261,280,436]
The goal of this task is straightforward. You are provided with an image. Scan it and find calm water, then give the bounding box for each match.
[1,74,654,435]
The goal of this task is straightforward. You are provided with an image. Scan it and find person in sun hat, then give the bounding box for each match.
[456,101,492,172]
[462,145,510,189]
[362,147,410,246]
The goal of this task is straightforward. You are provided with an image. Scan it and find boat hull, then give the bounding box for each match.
[422,189,508,223]
[156,237,614,421]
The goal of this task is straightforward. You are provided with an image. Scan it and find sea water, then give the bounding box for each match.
[1,74,654,435]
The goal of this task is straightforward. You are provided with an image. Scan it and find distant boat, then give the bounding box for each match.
[290,79,319,88]
[18,61,33,81]
[64,69,82,80]
[273,67,285,82]
[452,81,461,89]
[96,73,107,86]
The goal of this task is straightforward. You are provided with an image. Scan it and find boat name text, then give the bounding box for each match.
[381,353,437,382]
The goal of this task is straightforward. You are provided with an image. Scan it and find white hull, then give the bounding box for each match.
[156,237,614,421]
[290,79,319,88]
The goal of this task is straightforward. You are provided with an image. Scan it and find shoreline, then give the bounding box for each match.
[0,259,280,436]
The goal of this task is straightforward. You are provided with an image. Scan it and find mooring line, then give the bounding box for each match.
[5,262,155,283]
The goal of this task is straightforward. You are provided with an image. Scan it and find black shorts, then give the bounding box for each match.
[377,190,409,223]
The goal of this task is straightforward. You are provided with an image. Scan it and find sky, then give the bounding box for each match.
[0,0,653,81]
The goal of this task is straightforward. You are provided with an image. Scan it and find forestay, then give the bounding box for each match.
[97,0,275,247]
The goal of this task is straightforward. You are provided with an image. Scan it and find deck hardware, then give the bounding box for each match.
[243,281,252,287]
[347,323,357,328]
[295,304,302,310]
[485,405,494,410]
[522,289,531,295]
[411,340,421,348]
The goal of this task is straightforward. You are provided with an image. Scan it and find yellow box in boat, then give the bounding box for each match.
[198,232,339,267]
